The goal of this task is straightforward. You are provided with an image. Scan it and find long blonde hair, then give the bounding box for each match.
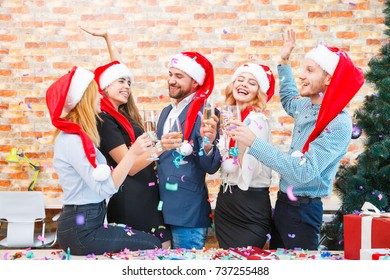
[224,80,267,113]
[54,80,101,146]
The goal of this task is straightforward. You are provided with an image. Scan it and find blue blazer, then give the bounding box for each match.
[156,102,221,228]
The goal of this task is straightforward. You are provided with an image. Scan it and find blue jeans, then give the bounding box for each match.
[57,201,161,255]
[171,226,208,249]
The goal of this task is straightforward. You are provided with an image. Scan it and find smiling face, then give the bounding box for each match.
[299,58,331,104]
[168,67,198,103]
[232,72,260,106]
[104,77,132,109]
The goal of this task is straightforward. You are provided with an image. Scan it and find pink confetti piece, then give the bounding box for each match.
[378,194,383,200]
[37,235,46,242]
[198,111,203,117]
[288,233,296,238]
[37,68,44,72]
[104,223,108,228]
[349,2,356,6]
[181,175,185,182]
[319,92,324,98]
[148,181,156,187]
[22,73,29,76]
[286,185,298,201]
[3,252,9,260]
[159,233,164,238]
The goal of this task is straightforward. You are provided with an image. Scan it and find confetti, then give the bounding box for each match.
[286,185,298,201]
[181,175,185,182]
[157,200,163,211]
[165,182,178,191]
[37,235,46,242]
[378,194,383,200]
[319,92,324,98]
[148,181,156,187]
[288,233,296,238]
[348,2,356,6]
[22,73,29,76]
[223,28,228,34]
[76,214,85,225]
[27,102,32,109]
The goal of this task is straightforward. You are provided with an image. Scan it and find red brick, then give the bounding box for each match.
[337,32,359,39]
[0,70,11,76]
[279,5,300,12]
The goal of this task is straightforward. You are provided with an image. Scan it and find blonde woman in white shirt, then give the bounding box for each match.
[214,63,275,249]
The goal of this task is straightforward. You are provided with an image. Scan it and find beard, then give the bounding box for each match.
[168,86,191,101]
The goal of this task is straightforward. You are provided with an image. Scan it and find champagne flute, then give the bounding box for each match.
[169,117,188,165]
[202,99,215,147]
[143,110,159,161]
[220,105,241,150]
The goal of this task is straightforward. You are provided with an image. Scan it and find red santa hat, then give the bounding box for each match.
[168,52,214,140]
[231,63,276,102]
[95,60,134,90]
[45,66,111,181]
[94,61,136,143]
[301,45,365,153]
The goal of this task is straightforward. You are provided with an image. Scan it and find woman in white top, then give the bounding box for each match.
[214,63,275,249]
[46,66,162,255]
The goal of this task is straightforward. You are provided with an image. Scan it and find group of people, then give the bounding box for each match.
[45,27,364,255]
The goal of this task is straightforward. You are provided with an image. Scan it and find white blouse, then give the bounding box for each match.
[218,111,272,191]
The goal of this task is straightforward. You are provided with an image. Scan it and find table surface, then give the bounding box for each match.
[0,248,344,260]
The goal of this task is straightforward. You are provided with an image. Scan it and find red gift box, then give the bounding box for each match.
[344,214,390,260]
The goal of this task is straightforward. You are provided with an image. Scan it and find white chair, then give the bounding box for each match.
[0,191,58,248]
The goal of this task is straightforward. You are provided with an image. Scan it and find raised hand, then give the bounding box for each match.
[280,28,296,62]
[80,26,107,38]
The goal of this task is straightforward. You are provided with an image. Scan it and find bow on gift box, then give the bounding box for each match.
[360,202,390,218]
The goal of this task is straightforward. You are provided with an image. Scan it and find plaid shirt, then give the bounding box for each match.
[248,64,352,198]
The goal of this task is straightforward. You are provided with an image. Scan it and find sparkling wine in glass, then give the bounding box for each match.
[143,110,159,161]
[202,99,215,147]
[169,117,187,165]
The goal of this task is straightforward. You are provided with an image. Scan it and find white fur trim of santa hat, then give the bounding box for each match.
[168,53,206,85]
[64,67,94,113]
[231,63,270,94]
[99,63,134,90]
[305,44,340,76]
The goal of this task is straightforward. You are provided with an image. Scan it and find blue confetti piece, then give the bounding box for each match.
[165,182,178,191]
[157,200,163,211]
[76,214,85,225]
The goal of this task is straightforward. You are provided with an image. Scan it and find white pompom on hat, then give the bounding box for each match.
[63,67,95,113]
[305,44,340,75]
[95,61,134,90]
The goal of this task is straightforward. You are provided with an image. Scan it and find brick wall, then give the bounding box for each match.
[0,0,386,234]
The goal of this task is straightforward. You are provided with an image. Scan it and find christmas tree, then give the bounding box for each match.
[321,0,390,250]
